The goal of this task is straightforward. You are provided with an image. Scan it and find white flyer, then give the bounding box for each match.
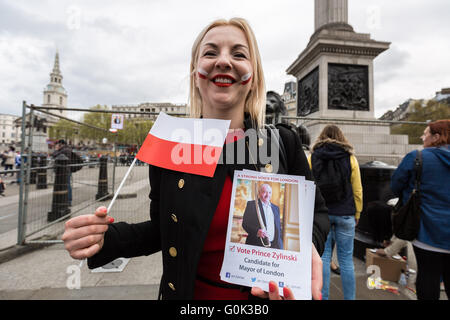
[219,170,315,299]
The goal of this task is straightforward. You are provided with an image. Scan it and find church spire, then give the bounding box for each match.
[44,50,67,116]
[53,51,61,75]
[50,50,63,84]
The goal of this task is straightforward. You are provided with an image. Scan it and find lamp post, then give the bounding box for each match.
[109,128,118,194]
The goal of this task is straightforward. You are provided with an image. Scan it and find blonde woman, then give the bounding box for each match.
[62,18,329,300]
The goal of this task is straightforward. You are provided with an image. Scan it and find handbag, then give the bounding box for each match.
[391,150,422,241]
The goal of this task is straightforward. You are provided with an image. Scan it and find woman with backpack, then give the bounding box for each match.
[308,124,363,300]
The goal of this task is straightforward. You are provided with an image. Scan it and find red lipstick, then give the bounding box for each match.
[211,74,236,87]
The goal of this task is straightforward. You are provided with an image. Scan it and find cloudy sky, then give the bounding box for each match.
[1,0,449,119]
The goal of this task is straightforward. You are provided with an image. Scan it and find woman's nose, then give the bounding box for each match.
[215,53,232,70]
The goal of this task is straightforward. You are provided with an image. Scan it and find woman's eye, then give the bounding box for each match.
[203,51,216,57]
[234,52,247,59]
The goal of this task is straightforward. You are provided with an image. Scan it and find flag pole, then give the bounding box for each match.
[107,157,137,212]
[79,157,138,269]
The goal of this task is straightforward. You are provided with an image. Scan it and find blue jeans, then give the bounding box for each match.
[321,215,356,300]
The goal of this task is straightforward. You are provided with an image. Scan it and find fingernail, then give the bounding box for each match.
[283,287,290,298]
[109,218,114,223]
[269,282,276,293]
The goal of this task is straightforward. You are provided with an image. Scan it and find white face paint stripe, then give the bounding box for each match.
[241,72,252,82]
[241,72,252,85]
[198,68,208,79]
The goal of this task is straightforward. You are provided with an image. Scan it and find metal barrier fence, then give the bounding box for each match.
[1,103,429,248]
[14,158,150,245]
[0,102,156,247]
[280,115,427,166]
[280,115,428,127]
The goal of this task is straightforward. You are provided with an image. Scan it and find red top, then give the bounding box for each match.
[193,130,249,300]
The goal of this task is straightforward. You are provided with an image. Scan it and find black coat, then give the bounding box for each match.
[88,116,329,300]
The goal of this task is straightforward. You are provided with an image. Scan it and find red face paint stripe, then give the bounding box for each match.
[240,72,252,85]
[241,76,252,85]
[198,68,209,80]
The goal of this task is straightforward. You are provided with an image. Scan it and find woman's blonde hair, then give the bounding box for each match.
[188,17,266,128]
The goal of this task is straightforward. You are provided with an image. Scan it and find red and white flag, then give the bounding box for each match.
[136,112,231,177]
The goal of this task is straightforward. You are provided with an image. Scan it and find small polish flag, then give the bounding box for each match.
[136,112,231,177]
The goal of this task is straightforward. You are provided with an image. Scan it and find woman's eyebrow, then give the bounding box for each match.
[202,42,218,49]
[232,44,249,51]
[202,43,249,51]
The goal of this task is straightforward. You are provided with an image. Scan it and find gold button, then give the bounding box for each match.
[258,138,264,146]
[169,247,177,257]
[265,163,273,173]
[168,282,176,291]
[178,179,185,189]
[171,214,178,223]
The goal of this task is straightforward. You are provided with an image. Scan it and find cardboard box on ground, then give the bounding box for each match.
[365,248,407,282]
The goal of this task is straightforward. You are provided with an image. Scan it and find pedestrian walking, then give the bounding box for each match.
[1,150,6,169]
[52,139,83,206]
[0,176,5,196]
[308,124,363,300]
[391,119,450,300]
[4,146,15,176]
[14,151,21,184]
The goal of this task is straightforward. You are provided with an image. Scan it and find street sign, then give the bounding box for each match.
[111,113,124,130]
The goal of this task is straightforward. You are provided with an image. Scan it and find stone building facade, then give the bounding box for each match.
[0,114,21,147]
[111,102,187,119]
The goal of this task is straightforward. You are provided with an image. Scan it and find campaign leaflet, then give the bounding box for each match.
[219,170,315,300]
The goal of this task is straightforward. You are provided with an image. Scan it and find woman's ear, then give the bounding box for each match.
[432,133,440,143]
[193,68,200,89]
[195,74,199,89]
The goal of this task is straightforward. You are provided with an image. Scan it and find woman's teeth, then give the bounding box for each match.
[213,78,233,84]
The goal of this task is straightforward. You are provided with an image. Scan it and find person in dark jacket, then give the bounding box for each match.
[308,125,362,300]
[52,139,82,206]
[0,176,5,196]
[242,183,283,249]
[391,119,450,300]
[61,18,329,300]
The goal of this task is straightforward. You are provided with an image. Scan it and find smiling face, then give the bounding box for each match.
[195,25,253,118]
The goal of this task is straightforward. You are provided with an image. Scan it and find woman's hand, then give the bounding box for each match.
[250,243,323,300]
[251,281,295,300]
[61,206,114,260]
